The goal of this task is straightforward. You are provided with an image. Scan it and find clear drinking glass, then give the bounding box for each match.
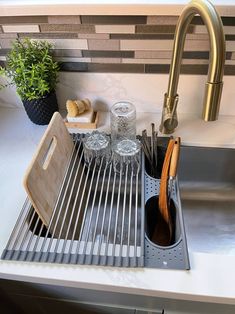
[83,131,111,169]
[110,101,136,142]
[112,139,141,175]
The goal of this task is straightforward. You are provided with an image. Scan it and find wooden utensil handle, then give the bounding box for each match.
[169,137,181,178]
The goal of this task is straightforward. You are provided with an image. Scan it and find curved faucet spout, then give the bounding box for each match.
[160,0,225,134]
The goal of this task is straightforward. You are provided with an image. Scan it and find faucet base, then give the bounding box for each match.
[159,93,179,134]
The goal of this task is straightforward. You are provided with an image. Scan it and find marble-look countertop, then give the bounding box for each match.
[0,0,234,16]
[1,106,235,305]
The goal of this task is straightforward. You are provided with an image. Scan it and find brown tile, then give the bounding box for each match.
[48,15,81,24]
[52,49,82,57]
[111,33,174,40]
[136,24,194,34]
[91,58,121,63]
[40,24,95,33]
[0,16,48,24]
[147,16,179,25]
[121,39,173,51]
[18,32,78,39]
[186,33,209,40]
[135,50,173,59]
[83,50,134,58]
[88,39,119,50]
[87,63,144,73]
[78,33,109,39]
[195,25,235,35]
[81,16,147,25]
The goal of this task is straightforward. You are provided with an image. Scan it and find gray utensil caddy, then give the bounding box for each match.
[1,134,189,270]
[144,172,190,269]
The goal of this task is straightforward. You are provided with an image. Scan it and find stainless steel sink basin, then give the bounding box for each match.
[178,146,235,255]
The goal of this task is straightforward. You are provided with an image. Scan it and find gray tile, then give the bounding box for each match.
[147,16,179,25]
[48,15,81,24]
[91,57,121,63]
[136,24,194,34]
[224,65,235,75]
[18,32,78,39]
[81,15,147,25]
[40,24,95,33]
[183,51,232,60]
[0,33,17,38]
[221,17,235,26]
[0,16,48,24]
[78,33,109,39]
[60,62,88,72]
[88,39,119,50]
[143,64,169,73]
[83,50,134,58]
[0,48,10,55]
[111,33,174,40]
[52,49,82,57]
[182,51,209,59]
[192,16,235,26]
[226,35,235,41]
[145,63,210,75]
[59,61,144,72]
[0,38,16,48]
[87,63,144,73]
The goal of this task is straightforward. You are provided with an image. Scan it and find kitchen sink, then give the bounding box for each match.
[178,146,235,255]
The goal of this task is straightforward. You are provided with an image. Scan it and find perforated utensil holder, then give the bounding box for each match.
[144,171,190,270]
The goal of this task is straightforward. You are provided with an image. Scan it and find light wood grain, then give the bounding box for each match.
[64,111,99,129]
[23,112,74,227]
[169,137,181,178]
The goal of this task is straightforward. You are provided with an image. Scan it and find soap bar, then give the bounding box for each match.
[67,108,94,123]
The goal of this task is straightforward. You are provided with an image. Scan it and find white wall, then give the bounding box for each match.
[1,73,235,118]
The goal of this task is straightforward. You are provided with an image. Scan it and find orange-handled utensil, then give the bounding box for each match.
[168,137,181,202]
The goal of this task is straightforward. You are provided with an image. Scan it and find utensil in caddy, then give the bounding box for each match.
[1,113,189,269]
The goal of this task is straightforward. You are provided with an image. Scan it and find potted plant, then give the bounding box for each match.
[0,38,60,125]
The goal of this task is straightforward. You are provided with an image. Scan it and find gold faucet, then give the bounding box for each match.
[159,0,225,134]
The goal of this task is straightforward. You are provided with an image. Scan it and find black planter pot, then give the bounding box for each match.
[22,91,59,125]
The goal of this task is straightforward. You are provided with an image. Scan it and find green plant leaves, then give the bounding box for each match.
[0,38,59,100]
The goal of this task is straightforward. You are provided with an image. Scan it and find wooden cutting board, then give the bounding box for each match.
[23,112,74,227]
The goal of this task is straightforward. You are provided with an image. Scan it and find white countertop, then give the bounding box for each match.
[1,106,235,305]
[0,0,235,16]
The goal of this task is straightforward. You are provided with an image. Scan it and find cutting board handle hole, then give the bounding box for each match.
[42,136,57,170]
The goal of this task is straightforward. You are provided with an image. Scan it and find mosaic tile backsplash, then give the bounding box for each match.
[0,15,235,75]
